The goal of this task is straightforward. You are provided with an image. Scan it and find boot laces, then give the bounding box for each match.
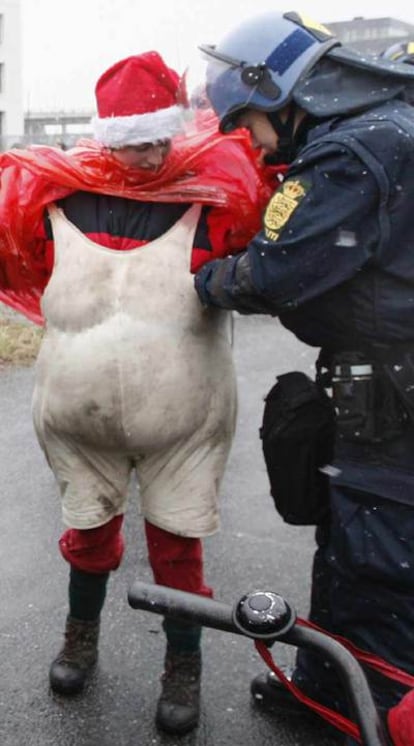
[161,652,201,706]
[56,619,99,668]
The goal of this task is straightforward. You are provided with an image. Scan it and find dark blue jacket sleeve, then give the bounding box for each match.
[194,145,380,315]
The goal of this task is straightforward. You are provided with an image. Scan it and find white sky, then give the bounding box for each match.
[21,0,414,112]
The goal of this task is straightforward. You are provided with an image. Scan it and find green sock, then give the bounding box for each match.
[163,618,202,654]
[68,566,109,621]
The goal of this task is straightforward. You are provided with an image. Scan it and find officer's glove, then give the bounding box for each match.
[194,257,236,309]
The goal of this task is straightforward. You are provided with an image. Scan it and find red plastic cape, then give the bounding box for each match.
[0,115,275,325]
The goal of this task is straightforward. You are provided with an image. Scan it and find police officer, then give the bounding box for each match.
[194,9,414,742]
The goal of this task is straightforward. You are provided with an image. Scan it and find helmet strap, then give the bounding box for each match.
[265,105,298,164]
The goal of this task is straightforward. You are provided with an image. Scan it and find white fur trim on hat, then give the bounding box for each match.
[91,104,185,147]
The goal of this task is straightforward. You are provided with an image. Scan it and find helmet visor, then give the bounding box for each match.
[201,49,283,132]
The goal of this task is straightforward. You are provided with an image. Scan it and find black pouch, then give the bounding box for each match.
[260,371,336,525]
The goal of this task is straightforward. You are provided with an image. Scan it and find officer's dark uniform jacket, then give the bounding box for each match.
[197,98,414,509]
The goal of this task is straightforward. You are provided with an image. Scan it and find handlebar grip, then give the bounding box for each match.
[128,580,238,633]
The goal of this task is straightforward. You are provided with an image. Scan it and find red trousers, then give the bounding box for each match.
[59,516,212,597]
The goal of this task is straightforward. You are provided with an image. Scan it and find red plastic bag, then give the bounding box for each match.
[0,119,276,324]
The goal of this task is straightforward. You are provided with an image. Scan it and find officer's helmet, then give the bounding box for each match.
[199,11,339,133]
[381,41,414,66]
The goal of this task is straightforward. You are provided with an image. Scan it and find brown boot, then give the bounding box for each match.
[155,648,201,734]
[49,616,100,695]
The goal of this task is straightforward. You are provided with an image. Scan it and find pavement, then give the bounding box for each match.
[1,314,342,746]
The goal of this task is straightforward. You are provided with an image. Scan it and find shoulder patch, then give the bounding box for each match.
[264,179,308,241]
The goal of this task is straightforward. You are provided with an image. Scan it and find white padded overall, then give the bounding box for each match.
[32,204,237,536]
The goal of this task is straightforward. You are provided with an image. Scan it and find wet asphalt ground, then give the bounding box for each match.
[1,314,344,746]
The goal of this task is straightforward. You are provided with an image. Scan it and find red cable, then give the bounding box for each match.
[297,618,414,688]
[255,618,414,742]
[256,640,362,742]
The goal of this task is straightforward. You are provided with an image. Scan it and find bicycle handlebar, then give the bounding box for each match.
[128,581,389,746]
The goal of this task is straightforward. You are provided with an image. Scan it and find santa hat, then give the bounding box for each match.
[91,51,186,148]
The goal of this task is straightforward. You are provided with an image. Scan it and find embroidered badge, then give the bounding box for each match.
[264,179,308,241]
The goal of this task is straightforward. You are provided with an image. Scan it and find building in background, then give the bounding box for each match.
[0,0,23,149]
[327,16,414,55]
[24,109,93,148]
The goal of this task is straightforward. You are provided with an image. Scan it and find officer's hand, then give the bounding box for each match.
[194,259,230,308]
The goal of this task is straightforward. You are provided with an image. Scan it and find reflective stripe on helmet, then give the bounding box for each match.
[266,29,315,75]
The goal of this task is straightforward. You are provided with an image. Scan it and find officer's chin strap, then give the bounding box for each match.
[265,107,317,165]
[265,106,298,165]
[256,617,414,742]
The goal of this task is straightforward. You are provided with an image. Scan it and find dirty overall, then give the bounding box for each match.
[32,204,237,537]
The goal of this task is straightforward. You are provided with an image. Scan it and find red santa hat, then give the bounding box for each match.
[91,51,186,148]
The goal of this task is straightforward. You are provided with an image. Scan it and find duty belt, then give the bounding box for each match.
[317,348,413,443]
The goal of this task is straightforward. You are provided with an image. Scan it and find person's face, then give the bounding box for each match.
[111,139,171,171]
[236,110,279,157]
